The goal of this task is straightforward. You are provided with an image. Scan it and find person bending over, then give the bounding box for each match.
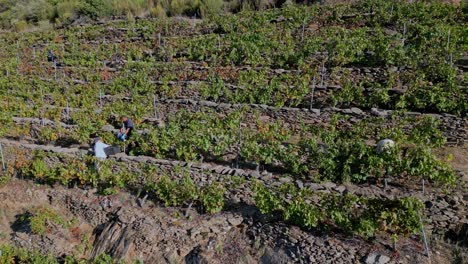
[93,137,110,159]
[117,116,134,141]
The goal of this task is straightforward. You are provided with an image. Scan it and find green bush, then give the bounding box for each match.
[253,182,424,237]
[77,0,112,19]
[13,19,28,31]
[200,0,223,17]
[0,245,59,264]
[150,3,167,18]
[154,174,225,214]
[112,0,148,16]
[19,207,66,235]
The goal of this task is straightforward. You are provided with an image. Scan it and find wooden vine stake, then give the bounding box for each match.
[54,61,57,81]
[446,29,453,65]
[16,40,20,74]
[420,174,430,258]
[16,40,19,63]
[320,60,326,87]
[66,100,70,121]
[446,29,450,52]
[99,89,103,109]
[236,121,242,169]
[310,76,316,110]
[0,143,6,173]
[153,94,158,119]
[301,23,305,42]
[419,212,431,257]
[421,177,425,195]
[402,22,406,46]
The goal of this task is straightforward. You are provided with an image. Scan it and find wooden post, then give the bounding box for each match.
[54,61,57,81]
[16,40,19,64]
[158,33,161,46]
[310,76,316,110]
[446,29,451,51]
[153,94,158,119]
[419,212,431,257]
[301,22,306,42]
[66,100,70,120]
[99,90,103,108]
[236,122,242,169]
[402,22,406,46]
[16,40,20,74]
[0,143,6,172]
[421,178,425,195]
[447,30,452,65]
[320,60,325,87]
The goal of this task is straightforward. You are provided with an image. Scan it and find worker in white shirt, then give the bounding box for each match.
[376,138,395,189]
[93,137,110,159]
[93,137,110,173]
[376,138,395,154]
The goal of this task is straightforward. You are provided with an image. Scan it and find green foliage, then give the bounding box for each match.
[252,181,284,214]
[0,245,113,263]
[0,4,462,253]
[21,153,93,186]
[93,253,114,264]
[253,182,424,238]
[295,116,457,185]
[201,183,225,213]
[154,173,225,214]
[0,245,59,264]
[19,207,66,235]
[200,0,223,18]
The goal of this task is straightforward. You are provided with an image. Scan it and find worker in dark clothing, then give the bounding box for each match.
[117,116,134,141]
[47,50,56,62]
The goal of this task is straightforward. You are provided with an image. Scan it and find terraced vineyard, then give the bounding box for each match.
[0,1,467,263]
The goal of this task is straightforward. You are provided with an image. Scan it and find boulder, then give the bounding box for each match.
[364,253,391,264]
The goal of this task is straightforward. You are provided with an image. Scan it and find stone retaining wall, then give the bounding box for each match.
[1,138,465,237]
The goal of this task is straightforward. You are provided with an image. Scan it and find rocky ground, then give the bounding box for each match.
[0,141,466,263]
[0,180,441,264]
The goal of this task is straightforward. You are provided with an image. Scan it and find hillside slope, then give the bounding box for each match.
[0,1,467,263]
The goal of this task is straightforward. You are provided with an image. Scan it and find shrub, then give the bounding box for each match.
[77,0,112,19]
[37,19,53,31]
[112,0,148,16]
[13,20,28,31]
[201,183,225,213]
[200,0,223,18]
[20,207,66,235]
[0,245,59,264]
[169,0,199,16]
[150,3,167,18]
